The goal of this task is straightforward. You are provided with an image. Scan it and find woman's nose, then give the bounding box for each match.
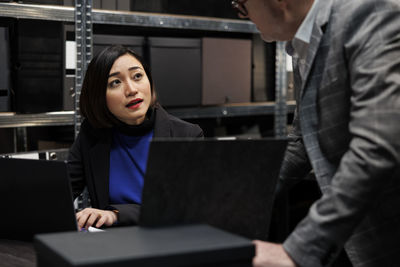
[125,80,138,96]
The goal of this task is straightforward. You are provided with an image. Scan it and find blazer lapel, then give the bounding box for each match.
[299,0,333,99]
[153,105,173,138]
[89,141,111,208]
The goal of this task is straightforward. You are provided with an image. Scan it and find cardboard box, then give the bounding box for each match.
[202,38,252,105]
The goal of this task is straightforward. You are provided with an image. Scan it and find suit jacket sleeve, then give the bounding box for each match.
[283,1,400,266]
[68,129,86,200]
[278,107,312,190]
[106,204,141,226]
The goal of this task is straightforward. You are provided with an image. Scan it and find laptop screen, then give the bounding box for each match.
[139,138,287,241]
[0,158,78,241]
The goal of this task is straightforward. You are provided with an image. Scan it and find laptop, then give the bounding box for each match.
[0,157,78,241]
[139,138,287,241]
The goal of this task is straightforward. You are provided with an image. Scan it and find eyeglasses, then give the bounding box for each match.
[231,0,248,17]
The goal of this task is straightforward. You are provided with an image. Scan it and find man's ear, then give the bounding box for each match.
[273,0,289,17]
[276,0,288,7]
[272,0,289,12]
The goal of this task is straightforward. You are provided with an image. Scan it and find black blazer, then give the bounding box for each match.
[68,104,204,226]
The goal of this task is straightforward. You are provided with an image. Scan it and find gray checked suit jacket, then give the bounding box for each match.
[279,0,400,266]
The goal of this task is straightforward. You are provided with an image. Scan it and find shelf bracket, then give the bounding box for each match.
[74,0,93,138]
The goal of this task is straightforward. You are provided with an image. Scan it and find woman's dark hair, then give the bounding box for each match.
[79,45,156,128]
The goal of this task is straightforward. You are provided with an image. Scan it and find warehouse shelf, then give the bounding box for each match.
[0,2,72,22]
[167,101,296,120]
[0,101,295,128]
[0,1,290,149]
[0,111,74,128]
[0,2,258,33]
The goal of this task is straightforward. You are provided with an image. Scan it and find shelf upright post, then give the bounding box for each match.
[74,0,93,138]
[274,41,288,138]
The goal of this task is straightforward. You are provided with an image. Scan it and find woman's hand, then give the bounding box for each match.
[76,208,118,229]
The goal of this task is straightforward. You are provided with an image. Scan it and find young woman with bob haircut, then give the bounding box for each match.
[68,45,203,230]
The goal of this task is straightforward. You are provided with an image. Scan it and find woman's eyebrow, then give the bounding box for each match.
[128,66,142,71]
[108,66,142,78]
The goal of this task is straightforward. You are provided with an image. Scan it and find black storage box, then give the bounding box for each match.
[149,37,201,107]
[0,26,11,112]
[13,20,63,113]
[63,24,75,111]
[35,224,254,267]
[92,0,131,11]
[21,0,63,4]
[130,0,237,19]
[93,34,145,58]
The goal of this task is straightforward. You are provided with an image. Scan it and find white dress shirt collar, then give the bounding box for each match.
[287,0,320,59]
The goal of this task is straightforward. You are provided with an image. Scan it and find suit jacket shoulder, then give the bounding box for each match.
[153,104,204,138]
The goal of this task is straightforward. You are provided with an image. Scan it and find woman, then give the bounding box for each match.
[68,45,203,230]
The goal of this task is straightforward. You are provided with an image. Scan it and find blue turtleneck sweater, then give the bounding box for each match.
[108,129,154,205]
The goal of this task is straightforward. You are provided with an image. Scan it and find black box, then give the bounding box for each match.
[21,0,63,4]
[149,37,201,107]
[35,224,254,267]
[63,24,75,111]
[0,26,11,112]
[130,0,237,19]
[93,0,130,11]
[13,20,63,113]
[93,34,145,57]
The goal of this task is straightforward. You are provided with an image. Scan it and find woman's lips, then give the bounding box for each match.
[126,99,143,109]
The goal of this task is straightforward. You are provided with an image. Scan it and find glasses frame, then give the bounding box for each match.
[231,0,249,17]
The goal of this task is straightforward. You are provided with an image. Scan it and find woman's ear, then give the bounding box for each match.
[151,88,158,106]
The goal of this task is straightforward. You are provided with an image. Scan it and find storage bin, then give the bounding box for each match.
[202,37,252,105]
[149,37,202,107]
[93,34,145,57]
[0,26,11,112]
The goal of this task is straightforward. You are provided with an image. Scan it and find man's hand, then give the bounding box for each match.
[252,240,297,267]
[76,208,118,229]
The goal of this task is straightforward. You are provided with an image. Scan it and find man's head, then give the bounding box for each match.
[231,0,314,42]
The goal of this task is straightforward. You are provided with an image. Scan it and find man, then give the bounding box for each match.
[232,0,400,266]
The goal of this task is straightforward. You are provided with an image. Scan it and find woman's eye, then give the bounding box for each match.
[133,73,143,80]
[108,79,120,88]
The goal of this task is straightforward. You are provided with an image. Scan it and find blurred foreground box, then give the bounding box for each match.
[35,224,254,267]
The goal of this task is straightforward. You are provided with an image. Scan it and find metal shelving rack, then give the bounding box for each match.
[0,2,291,137]
[0,111,74,128]
[0,2,258,32]
[168,101,295,120]
[74,0,92,137]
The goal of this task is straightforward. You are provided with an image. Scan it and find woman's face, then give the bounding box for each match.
[106,53,152,125]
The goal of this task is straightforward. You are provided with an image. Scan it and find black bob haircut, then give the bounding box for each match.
[79,45,156,128]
